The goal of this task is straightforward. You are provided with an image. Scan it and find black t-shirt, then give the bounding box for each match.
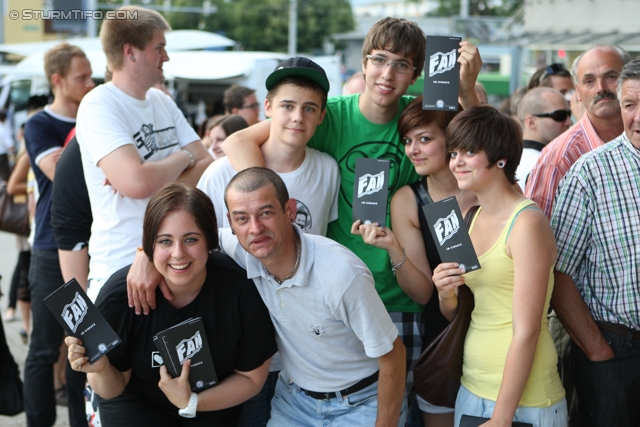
[94,252,277,426]
[51,136,92,251]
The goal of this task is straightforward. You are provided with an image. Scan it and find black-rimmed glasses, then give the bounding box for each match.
[533,109,571,122]
[366,55,416,74]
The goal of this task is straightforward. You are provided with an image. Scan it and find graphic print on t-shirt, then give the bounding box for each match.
[294,199,312,232]
[337,141,405,212]
[151,351,163,368]
[133,123,180,160]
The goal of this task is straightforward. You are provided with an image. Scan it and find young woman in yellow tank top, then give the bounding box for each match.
[433,106,567,427]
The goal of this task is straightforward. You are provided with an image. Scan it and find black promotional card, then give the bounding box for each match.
[352,158,390,226]
[44,278,121,364]
[460,415,533,427]
[423,35,461,111]
[422,197,480,273]
[153,317,219,392]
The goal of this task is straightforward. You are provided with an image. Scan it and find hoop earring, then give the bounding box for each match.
[497,160,506,168]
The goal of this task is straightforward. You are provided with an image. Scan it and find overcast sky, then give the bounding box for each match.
[351,0,378,6]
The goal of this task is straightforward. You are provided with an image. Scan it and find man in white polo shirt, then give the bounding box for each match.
[220,167,406,426]
[127,166,406,425]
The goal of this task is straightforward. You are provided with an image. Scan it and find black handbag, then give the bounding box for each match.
[413,205,479,408]
[0,181,30,236]
[0,315,24,415]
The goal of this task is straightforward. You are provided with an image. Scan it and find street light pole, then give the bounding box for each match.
[87,0,98,37]
[288,0,297,57]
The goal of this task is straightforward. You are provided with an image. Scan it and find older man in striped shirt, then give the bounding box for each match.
[550,56,640,427]
[525,45,629,218]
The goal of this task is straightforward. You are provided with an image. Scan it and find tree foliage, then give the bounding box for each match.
[150,0,354,53]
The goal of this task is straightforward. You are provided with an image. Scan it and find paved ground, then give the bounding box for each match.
[0,230,71,427]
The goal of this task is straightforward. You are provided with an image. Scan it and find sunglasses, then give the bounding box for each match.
[533,109,572,122]
[538,63,569,84]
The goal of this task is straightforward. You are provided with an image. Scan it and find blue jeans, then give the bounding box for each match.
[267,370,407,427]
[239,370,279,427]
[23,249,86,427]
[454,384,567,427]
[572,327,640,427]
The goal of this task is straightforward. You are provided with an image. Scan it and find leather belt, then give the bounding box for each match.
[300,371,379,400]
[597,321,640,340]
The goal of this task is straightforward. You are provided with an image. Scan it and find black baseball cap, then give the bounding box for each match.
[265,57,330,94]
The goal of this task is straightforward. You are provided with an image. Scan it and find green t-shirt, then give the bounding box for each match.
[308,94,421,313]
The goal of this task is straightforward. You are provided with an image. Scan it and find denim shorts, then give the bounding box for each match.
[267,370,407,427]
[454,384,567,427]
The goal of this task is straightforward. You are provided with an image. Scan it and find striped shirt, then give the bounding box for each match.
[551,133,640,330]
[525,113,604,219]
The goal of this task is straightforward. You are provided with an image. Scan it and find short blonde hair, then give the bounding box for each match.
[44,43,87,86]
[100,6,170,71]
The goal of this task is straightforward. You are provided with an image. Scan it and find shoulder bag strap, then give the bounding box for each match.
[409,179,434,206]
[463,205,480,229]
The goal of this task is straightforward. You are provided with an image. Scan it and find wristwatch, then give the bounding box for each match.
[178,392,198,418]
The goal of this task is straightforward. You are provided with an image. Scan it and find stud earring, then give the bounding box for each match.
[130,55,135,61]
[231,229,236,235]
[497,160,506,168]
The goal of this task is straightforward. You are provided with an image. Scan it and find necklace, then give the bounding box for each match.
[270,235,301,285]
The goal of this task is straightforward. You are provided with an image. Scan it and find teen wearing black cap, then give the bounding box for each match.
[197,56,339,238]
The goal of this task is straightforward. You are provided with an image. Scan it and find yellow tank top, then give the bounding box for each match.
[461,199,565,407]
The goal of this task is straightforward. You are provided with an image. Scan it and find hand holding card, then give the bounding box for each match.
[423,36,462,111]
[352,158,390,226]
[153,317,218,392]
[422,197,480,273]
[44,278,121,364]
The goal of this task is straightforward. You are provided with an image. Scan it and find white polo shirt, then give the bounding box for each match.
[218,225,398,391]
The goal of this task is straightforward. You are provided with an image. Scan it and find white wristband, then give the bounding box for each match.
[178,392,198,418]
[181,149,195,169]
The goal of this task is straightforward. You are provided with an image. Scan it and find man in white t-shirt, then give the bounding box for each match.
[75,5,211,300]
[198,57,340,237]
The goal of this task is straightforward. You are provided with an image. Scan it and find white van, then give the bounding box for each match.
[0,30,341,133]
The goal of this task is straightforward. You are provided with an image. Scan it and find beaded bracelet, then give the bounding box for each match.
[390,247,407,276]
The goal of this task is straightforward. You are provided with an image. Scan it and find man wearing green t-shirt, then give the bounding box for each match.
[224,15,482,417]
